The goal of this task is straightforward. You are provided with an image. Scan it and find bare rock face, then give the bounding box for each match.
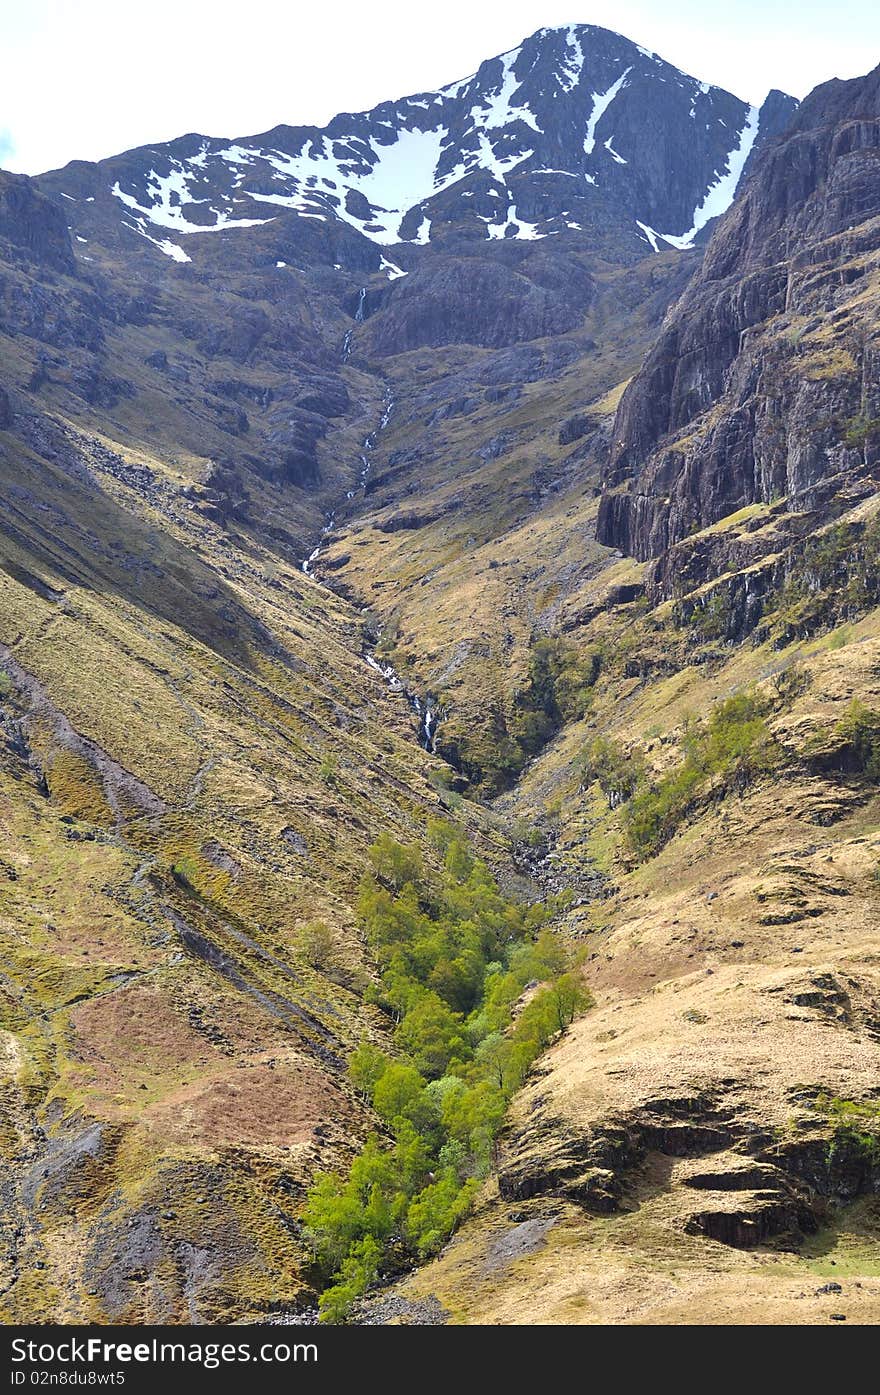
[597,63,880,586]
[0,172,76,275]
[362,250,596,353]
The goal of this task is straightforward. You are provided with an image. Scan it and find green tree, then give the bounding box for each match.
[368,833,424,891]
[348,1043,389,1100]
[317,1235,381,1324]
[298,919,336,970]
[395,993,469,1077]
[372,1062,431,1129]
[550,973,590,1031]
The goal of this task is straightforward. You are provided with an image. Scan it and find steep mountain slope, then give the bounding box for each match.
[0,345,497,1321]
[37,26,795,262]
[599,61,880,599]
[0,179,502,1322]
[3,22,878,1328]
[370,61,880,1326]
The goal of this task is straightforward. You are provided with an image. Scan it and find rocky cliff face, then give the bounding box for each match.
[598,63,880,592]
[0,171,76,275]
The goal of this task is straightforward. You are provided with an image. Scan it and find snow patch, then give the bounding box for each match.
[230,129,451,245]
[584,68,632,155]
[469,48,541,133]
[111,169,272,234]
[121,216,192,262]
[380,256,407,279]
[653,103,759,249]
[635,220,660,252]
[604,136,627,165]
[558,25,585,93]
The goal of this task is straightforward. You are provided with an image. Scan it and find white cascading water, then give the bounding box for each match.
[300,339,439,749]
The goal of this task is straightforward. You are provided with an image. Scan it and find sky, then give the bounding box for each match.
[2,0,878,174]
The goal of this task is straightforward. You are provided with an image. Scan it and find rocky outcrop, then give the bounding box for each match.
[598,62,880,590]
[497,1085,880,1249]
[361,250,596,353]
[0,172,76,275]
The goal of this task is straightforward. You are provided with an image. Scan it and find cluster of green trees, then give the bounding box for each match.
[516,638,602,755]
[578,734,644,808]
[467,638,605,793]
[447,639,606,794]
[303,825,588,1321]
[581,691,779,860]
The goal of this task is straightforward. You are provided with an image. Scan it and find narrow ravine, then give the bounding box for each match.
[300,365,442,753]
[341,285,367,361]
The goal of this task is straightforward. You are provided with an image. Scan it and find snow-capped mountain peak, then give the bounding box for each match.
[41,25,798,265]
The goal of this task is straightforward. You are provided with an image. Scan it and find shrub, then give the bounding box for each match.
[808,697,880,786]
[835,699,880,774]
[517,638,602,744]
[622,690,779,859]
[368,832,424,890]
[777,516,880,629]
[688,589,732,640]
[842,414,880,449]
[298,919,336,970]
[579,735,644,807]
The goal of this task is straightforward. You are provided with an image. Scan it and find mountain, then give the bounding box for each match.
[2,22,879,1327]
[38,24,795,264]
[598,60,880,594]
[19,25,796,793]
[369,58,880,1325]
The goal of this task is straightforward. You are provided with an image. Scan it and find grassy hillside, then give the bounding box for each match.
[365,502,880,1323]
[0,391,516,1321]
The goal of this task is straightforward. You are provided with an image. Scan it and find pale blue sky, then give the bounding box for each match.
[2,0,878,174]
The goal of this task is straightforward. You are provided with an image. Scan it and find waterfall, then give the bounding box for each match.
[357,393,392,495]
[298,392,442,752]
[420,708,438,753]
[301,544,322,576]
[363,649,441,752]
[300,511,336,576]
[355,287,367,323]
